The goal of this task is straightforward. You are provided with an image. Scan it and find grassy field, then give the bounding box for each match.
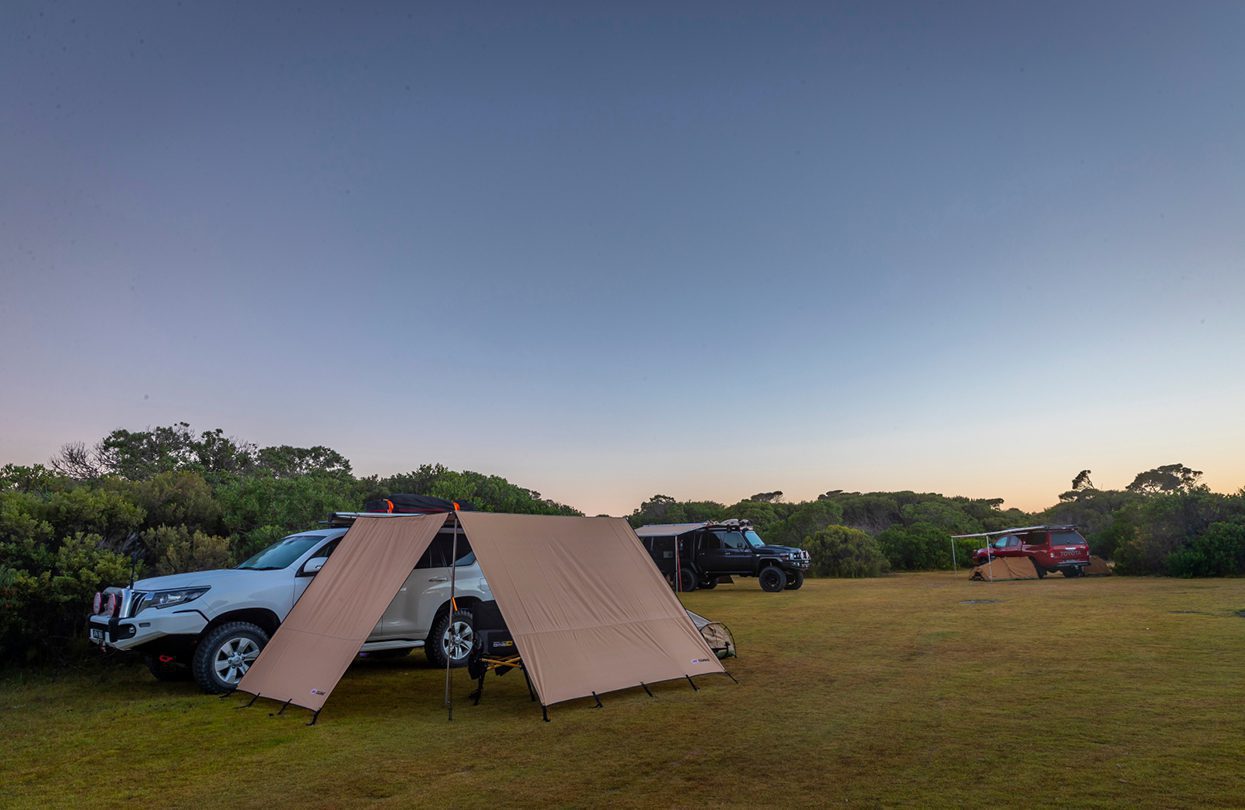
[3,572,1244,808]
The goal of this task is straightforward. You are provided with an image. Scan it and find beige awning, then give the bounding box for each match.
[457,512,725,706]
[236,511,725,716]
[235,514,448,712]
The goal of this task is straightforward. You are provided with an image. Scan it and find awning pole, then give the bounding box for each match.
[673,535,681,594]
[445,511,459,721]
[951,536,957,573]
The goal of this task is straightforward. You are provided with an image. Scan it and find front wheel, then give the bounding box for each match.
[759,566,788,592]
[426,609,474,669]
[192,621,269,694]
[784,570,805,590]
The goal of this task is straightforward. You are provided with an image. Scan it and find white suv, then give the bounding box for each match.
[88,522,490,693]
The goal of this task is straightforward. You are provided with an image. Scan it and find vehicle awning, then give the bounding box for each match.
[236,512,725,716]
[633,522,710,538]
[457,512,724,706]
[236,514,448,713]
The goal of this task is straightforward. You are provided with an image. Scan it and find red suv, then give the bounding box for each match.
[965,525,1090,577]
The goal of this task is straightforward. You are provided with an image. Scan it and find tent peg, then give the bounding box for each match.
[275,699,293,716]
[541,705,550,723]
[237,692,260,709]
[686,675,699,692]
[591,691,603,709]
[725,671,740,685]
[218,688,237,699]
[640,682,655,698]
[306,710,320,727]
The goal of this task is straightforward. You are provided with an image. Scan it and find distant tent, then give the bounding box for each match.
[1084,555,1112,576]
[969,556,1040,581]
[236,513,726,720]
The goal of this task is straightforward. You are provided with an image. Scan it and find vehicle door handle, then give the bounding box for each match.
[428,577,449,583]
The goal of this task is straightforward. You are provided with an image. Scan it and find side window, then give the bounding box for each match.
[415,534,474,569]
[721,531,747,551]
[308,539,340,560]
[701,533,722,551]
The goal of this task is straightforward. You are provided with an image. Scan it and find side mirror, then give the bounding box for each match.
[300,557,327,577]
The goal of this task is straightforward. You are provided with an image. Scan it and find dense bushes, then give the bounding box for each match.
[0,425,582,665]
[804,526,889,577]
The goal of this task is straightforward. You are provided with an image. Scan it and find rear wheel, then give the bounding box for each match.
[677,568,698,593]
[1063,566,1082,578]
[426,609,474,669]
[784,570,805,590]
[759,566,788,592]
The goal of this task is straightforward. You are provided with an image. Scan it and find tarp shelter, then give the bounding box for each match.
[236,512,725,719]
[969,556,1040,581]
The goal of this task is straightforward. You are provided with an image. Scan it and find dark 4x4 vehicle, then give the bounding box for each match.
[960,525,1090,578]
[635,520,811,592]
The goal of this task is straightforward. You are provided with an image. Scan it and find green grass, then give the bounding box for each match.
[4,573,1245,808]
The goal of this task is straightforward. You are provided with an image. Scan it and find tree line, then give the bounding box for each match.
[2,422,1243,664]
[626,464,1245,580]
[0,423,578,664]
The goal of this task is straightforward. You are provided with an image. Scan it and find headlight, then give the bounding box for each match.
[145,587,210,610]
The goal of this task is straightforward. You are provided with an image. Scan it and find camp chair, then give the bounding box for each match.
[467,600,536,705]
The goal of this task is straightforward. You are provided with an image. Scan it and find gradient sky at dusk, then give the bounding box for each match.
[3,1,1243,516]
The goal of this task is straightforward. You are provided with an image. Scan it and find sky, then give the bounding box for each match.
[2,1,1243,516]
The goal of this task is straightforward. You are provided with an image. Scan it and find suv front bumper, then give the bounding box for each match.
[88,610,208,652]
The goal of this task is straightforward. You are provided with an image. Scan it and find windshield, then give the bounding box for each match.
[237,534,325,570]
[744,530,766,549]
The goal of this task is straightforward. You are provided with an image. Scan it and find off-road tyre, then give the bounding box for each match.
[759,566,788,592]
[677,568,698,593]
[699,578,718,590]
[192,621,269,694]
[1035,566,1047,579]
[144,654,189,682]
[426,608,474,669]
[784,570,805,590]
[1063,566,1082,578]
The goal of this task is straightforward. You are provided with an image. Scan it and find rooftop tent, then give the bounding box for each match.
[236,512,725,718]
[235,513,449,714]
[456,511,725,706]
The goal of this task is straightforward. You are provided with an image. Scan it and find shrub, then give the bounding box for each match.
[803,525,890,578]
[1165,522,1245,578]
[876,522,953,571]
